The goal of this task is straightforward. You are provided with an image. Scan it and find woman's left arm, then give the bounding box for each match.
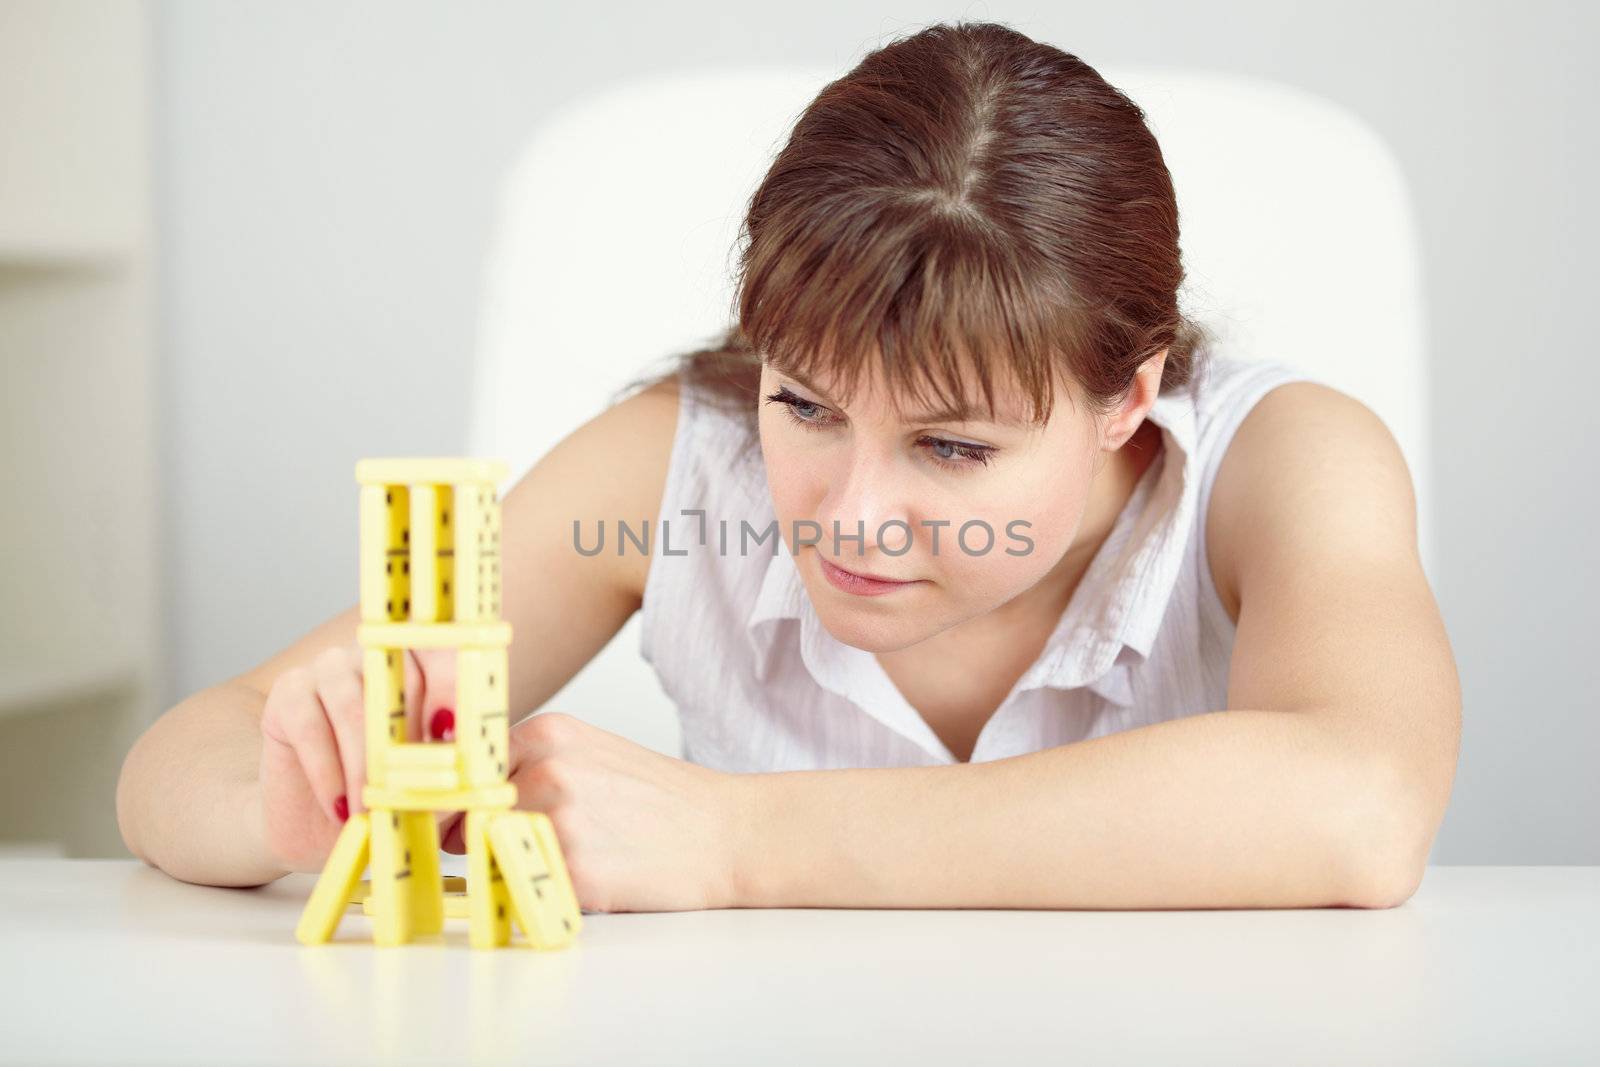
[499,383,1461,912]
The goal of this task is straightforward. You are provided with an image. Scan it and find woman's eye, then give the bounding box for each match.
[919,436,995,469]
[763,387,834,428]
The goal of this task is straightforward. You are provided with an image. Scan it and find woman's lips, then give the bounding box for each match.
[817,554,923,597]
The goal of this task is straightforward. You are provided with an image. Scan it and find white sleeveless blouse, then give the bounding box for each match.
[638,354,1318,769]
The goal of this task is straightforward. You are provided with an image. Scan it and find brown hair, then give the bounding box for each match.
[625,19,1209,435]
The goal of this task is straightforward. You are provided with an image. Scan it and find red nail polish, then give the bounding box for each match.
[430,707,456,741]
[334,795,349,823]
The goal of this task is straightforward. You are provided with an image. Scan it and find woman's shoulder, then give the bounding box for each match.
[553,373,765,603]
[1200,363,1415,621]
[594,376,686,602]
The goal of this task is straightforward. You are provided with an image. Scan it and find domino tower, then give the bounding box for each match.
[294,458,582,949]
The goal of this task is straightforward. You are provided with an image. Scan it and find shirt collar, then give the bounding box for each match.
[745,384,1199,738]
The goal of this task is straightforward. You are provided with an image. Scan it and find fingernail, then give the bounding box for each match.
[429,707,456,741]
[334,795,349,823]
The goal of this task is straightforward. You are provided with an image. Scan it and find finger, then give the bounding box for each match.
[269,671,347,825]
[439,812,466,854]
[506,710,570,772]
[506,747,564,815]
[314,647,370,817]
[413,648,457,742]
[401,647,426,743]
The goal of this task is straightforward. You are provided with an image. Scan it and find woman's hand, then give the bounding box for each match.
[257,643,458,873]
[441,712,754,913]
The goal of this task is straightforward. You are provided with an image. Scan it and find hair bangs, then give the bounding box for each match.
[739,193,1082,427]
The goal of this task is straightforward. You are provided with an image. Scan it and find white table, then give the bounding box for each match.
[1,861,1594,1065]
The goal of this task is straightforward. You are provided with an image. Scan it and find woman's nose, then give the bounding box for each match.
[819,449,911,553]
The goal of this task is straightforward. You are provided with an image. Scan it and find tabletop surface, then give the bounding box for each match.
[1,861,1595,1065]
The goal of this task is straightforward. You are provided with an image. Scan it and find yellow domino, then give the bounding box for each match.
[408,484,455,622]
[457,647,510,788]
[383,743,457,769]
[401,810,445,936]
[352,875,466,910]
[384,767,461,792]
[369,809,413,947]
[355,621,510,650]
[454,481,501,623]
[295,813,371,945]
[363,648,407,786]
[381,738,460,791]
[350,826,449,938]
[487,810,582,949]
[359,483,410,622]
[362,782,515,812]
[360,894,472,920]
[524,811,582,933]
[358,484,385,621]
[466,810,513,949]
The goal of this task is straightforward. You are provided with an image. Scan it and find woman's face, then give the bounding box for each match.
[757,355,1160,653]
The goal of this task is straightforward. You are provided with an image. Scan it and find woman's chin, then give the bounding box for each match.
[809,592,940,653]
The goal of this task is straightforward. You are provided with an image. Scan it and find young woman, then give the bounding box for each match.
[116,21,1460,912]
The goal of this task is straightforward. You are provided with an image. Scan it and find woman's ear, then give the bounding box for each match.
[1101,349,1167,451]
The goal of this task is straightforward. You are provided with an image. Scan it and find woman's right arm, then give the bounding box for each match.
[115,377,682,887]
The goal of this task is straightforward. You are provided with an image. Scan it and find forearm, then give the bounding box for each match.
[737,709,1411,910]
[116,683,288,887]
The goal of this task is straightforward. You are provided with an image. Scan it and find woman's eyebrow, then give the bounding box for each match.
[905,400,1024,427]
[774,367,835,399]
[776,368,1027,427]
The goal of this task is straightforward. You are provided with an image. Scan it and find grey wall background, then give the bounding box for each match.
[155,0,1599,863]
